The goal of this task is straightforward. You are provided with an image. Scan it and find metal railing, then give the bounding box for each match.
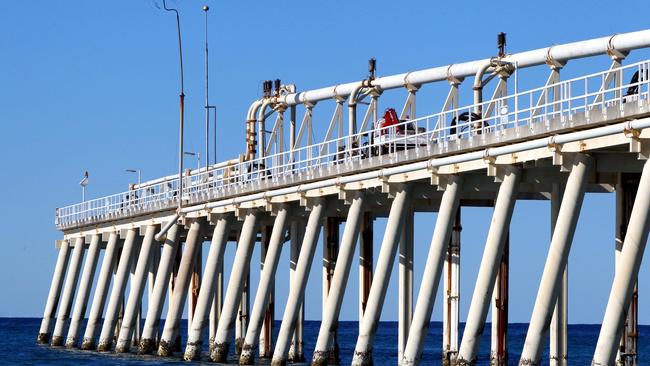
[55,60,650,229]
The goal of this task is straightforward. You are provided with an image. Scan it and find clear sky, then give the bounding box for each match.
[1,0,650,326]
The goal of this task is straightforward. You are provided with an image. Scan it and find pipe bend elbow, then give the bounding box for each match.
[473,60,494,90]
[348,82,365,107]
[257,100,272,123]
[247,99,263,121]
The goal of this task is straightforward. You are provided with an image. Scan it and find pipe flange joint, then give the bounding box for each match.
[377,169,388,182]
[446,64,464,86]
[367,85,383,98]
[482,148,495,163]
[403,72,421,92]
[303,101,316,110]
[547,135,562,151]
[333,85,346,103]
[623,121,640,138]
[273,103,288,113]
[545,45,566,70]
[607,34,629,61]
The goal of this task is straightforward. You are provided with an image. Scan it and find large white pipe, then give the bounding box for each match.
[115,225,158,353]
[138,224,181,354]
[277,30,650,106]
[312,195,365,365]
[65,234,101,348]
[258,100,273,163]
[351,188,410,366]
[81,232,119,350]
[37,240,71,344]
[592,159,650,365]
[400,176,463,365]
[158,220,205,356]
[519,154,591,365]
[240,207,289,365]
[155,215,179,242]
[184,216,231,361]
[211,212,259,362]
[181,118,650,216]
[456,168,521,365]
[271,200,325,366]
[51,236,86,346]
[97,229,140,351]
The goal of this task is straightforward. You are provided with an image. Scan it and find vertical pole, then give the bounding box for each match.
[400,177,463,366]
[593,161,650,365]
[323,216,341,364]
[312,194,365,365]
[271,200,325,366]
[65,234,101,348]
[236,262,251,356]
[289,218,306,362]
[115,225,158,353]
[520,154,591,365]
[158,219,205,356]
[81,232,119,350]
[490,237,509,366]
[259,225,275,359]
[189,245,202,334]
[97,229,141,351]
[240,208,289,365]
[360,212,374,324]
[37,240,71,344]
[209,257,224,354]
[352,187,412,366]
[615,173,640,366]
[550,182,568,366]
[138,224,181,354]
[399,206,414,362]
[147,238,160,345]
[443,209,462,365]
[211,212,259,362]
[184,216,231,360]
[51,237,86,346]
[171,235,183,352]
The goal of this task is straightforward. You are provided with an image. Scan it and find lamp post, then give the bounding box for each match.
[125,169,141,186]
[184,151,201,171]
[162,0,185,213]
[79,171,89,202]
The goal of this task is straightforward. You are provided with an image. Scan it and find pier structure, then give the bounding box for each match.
[37,29,650,366]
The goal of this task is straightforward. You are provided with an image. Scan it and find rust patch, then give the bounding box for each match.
[37,333,50,344]
[210,341,230,363]
[138,338,155,354]
[80,337,95,350]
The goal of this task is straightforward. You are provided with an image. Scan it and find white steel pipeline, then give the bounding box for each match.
[134,159,237,190]
[276,29,650,106]
[179,118,650,216]
[155,214,180,242]
[258,100,273,162]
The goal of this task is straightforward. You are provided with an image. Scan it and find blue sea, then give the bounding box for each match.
[4,318,648,365]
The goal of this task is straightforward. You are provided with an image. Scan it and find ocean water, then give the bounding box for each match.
[4,318,648,365]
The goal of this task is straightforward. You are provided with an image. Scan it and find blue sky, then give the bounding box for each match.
[1,0,650,327]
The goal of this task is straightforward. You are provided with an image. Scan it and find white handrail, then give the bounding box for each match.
[55,60,650,229]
